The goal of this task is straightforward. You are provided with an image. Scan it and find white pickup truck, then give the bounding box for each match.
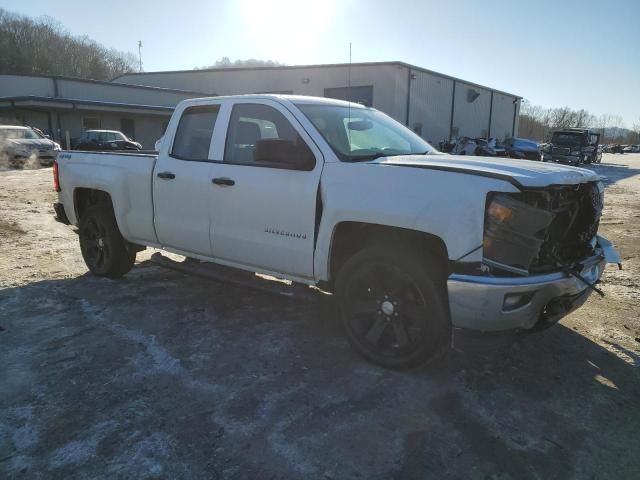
[53,94,620,368]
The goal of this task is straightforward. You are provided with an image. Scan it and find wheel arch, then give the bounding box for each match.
[327,221,450,285]
[73,188,115,223]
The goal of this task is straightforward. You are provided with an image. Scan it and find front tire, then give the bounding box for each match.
[79,205,136,278]
[335,245,451,368]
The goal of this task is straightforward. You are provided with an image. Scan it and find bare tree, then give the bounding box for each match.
[194,57,284,70]
[0,8,137,80]
[518,100,629,143]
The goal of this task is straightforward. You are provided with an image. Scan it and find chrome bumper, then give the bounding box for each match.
[447,235,620,332]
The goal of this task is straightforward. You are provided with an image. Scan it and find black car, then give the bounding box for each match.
[74,130,142,151]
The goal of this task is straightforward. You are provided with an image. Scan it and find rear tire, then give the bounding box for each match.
[79,205,136,278]
[335,245,451,369]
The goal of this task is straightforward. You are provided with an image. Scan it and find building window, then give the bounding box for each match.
[83,117,100,130]
[467,89,480,103]
[120,118,135,140]
[324,85,373,107]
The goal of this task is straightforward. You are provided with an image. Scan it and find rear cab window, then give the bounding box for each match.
[171,105,220,161]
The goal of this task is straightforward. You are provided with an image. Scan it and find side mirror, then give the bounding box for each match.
[255,139,315,170]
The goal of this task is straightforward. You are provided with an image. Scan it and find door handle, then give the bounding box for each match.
[212,177,235,186]
[157,171,176,179]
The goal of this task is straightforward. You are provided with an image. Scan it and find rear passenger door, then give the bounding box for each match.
[208,99,323,279]
[153,103,221,256]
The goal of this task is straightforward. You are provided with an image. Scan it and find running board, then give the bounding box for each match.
[149,252,327,302]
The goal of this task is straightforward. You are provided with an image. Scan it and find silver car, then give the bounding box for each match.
[0,125,61,167]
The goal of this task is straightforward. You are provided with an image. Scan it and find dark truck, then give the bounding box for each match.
[543,128,601,165]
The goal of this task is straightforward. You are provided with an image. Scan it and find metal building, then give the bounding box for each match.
[0,74,204,148]
[114,61,521,146]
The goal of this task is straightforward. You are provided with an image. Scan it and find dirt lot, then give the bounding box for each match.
[1,154,639,479]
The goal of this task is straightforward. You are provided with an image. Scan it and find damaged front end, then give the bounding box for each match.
[447,181,620,333]
[482,181,605,276]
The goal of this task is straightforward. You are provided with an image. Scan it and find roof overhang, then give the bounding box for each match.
[0,96,174,115]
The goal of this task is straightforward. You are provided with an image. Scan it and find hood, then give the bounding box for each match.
[372,154,599,188]
[6,138,56,149]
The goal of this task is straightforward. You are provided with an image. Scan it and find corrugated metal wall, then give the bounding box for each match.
[490,92,516,140]
[452,82,491,139]
[116,65,408,124]
[116,64,521,143]
[406,69,454,145]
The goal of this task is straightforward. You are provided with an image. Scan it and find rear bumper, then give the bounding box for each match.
[447,236,619,332]
[53,202,70,225]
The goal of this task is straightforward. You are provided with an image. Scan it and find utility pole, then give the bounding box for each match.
[138,41,143,72]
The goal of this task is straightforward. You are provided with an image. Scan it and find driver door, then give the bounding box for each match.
[208,100,323,279]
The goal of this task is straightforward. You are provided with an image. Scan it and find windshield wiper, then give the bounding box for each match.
[345,152,395,162]
[346,150,437,162]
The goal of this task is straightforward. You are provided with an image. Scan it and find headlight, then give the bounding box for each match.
[486,198,513,224]
[570,150,581,156]
[483,194,554,273]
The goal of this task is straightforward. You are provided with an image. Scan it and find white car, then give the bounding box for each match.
[52,95,620,368]
[0,125,61,167]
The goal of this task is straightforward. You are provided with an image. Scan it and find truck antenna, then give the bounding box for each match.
[348,42,352,147]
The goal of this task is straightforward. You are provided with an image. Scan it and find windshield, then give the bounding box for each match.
[296,104,438,161]
[551,132,585,147]
[0,128,43,140]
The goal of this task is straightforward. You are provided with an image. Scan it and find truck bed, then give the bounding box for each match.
[56,150,159,246]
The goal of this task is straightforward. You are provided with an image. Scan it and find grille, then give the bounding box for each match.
[530,183,602,271]
[552,147,571,155]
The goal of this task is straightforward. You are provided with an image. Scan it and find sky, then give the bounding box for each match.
[3,0,639,125]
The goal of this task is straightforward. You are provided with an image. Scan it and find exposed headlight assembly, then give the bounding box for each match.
[483,194,554,274]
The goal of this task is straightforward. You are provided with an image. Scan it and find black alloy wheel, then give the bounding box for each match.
[79,205,136,278]
[336,246,450,368]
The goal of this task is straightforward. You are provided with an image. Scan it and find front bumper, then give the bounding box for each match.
[543,153,580,164]
[447,236,619,332]
[8,150,57,167]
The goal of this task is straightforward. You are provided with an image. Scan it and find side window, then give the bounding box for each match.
[224,103,315,170]
[171,105,219,161]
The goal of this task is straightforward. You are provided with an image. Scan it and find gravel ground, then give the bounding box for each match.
[1,154,639,479]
